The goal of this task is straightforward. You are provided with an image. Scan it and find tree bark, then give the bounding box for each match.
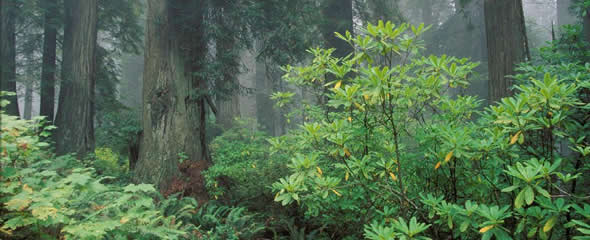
[320,0,353,58]
[484,0,528,104]
[23,81,32,120]
[135,0,209,199]
[584,8,590,44]
[421,0,434,26]
[40,0,59,123]
[254,49,277,135]
[0,0,19,116]
[54,0,98,156]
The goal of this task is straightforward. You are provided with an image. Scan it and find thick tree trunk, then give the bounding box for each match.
[135,0,209,200]
[484,0,528,104]
[0,0,19,116]
[40,0,59,123]
[320,0,353,58]
[54,0,98,156]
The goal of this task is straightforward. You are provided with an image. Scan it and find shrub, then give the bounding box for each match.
[205,118,289,208]
[0,93,197,239]
[270,21,590,239]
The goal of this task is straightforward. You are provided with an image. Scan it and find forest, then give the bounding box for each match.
[0,0,589,239]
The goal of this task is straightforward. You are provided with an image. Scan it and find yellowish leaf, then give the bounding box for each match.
[363,94,369,101]
[331,189,342,197]
[22,184,33,194]
[543,216,558,233]
[347,116,352,122]
[479,225,494,233]
[354,102,364,111]
[389,172,397,181]
[32,206,58,220]
[434,161,441,170]
[316,166,323,176]
[334,81,342,89]
[344,148,351,157]
[120,217,130,224]
[0,227,13,236]
[251,164,256,169]
[5,198,32,211]
[345,171,349,181]
[510,131,522,145]
[444,151,454,162]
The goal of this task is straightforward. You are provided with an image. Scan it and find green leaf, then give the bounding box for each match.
[123,183,156,193]
[515,189,525,208]
[501,185,518,192]
[460,221,469,232]
[524,186,535,205]
[543,215,558,233]
[1,167,17,178]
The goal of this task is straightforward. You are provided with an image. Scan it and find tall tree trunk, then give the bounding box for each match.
[421,0,434,26]
[484,0,528,103]
[255,50,276,135]
[0,0,19,116]
[557,0,575,27]
[135,0,209,200]
[584,8,590,44]
[54,0,98,156]
[320,0,353,58]
[23,81,32,120]
[40,0,59,123]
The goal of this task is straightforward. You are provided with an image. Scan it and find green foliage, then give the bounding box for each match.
[365,217,431,240]
[191,203,264,239]
[0,95,196,239]
[93,147,127,176]
[268,20,590,239]
[205,118,288,207]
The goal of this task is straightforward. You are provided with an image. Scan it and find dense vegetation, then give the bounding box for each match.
[1,0,590,239]
[2,20,590,239]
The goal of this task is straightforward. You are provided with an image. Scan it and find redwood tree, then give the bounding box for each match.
[0,0,19,115]
[484,0,529,103]
[40,0,59,123]
[54,0,98,156]
[135,0,210,199]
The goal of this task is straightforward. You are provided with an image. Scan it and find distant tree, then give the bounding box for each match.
[40,0,60,123]
[0,0,19,116]
[320,0,353,58]
[249,0,320,135]
[484,0,529,103]
[213,0,243,130]
[54,0,98,156]
[583,2,590,43]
